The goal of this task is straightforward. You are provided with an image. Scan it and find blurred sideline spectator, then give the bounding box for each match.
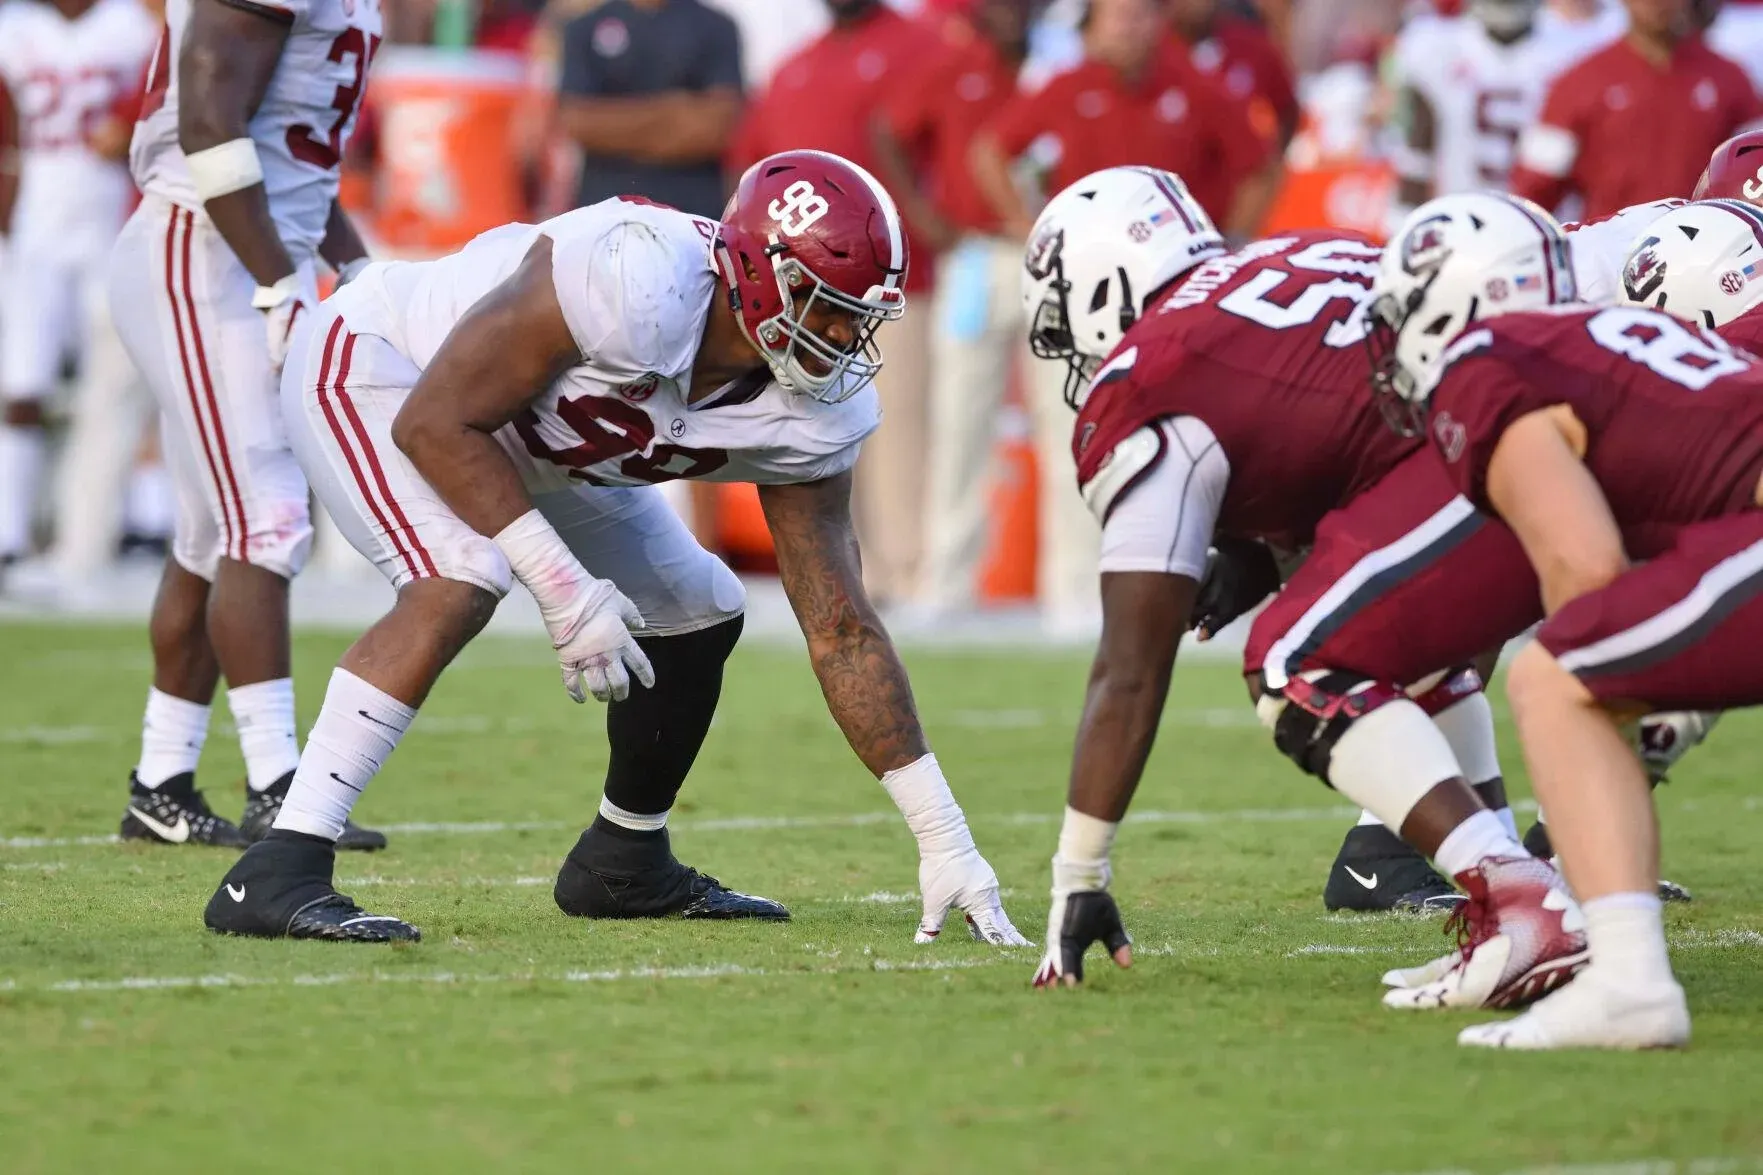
[870,0,1037,619]
[1169,0,1303,149]
[1512,0,1761,216]
[1382,0,1618,234]
[556,0,742,219]
[728,0,937,608]
[968,0,1278,632]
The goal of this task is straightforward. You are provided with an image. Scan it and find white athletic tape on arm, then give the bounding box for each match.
[1516,124,1577,179]
[185,138,265,201]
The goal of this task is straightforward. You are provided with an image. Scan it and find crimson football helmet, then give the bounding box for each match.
[1692,130,1763,205]
[714,150,908,402]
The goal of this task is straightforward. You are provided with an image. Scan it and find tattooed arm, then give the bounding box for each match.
[758,471,927,776]
[759,471,1028,945]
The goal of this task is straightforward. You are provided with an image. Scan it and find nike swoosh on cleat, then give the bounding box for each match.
[1344,865,1379,889]
[339,916,405,927]
[226,884,246,903]
[129,806,191,844]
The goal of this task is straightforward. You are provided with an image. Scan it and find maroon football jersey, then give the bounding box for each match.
[1072,230,1414,550]
[1716,304,1763,356]
[1428,305,1763,557]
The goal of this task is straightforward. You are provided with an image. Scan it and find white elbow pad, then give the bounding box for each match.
[185,138,266,201]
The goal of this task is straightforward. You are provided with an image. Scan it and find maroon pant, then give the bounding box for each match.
[1538,511,1763,710]
[1245,452,1545,689]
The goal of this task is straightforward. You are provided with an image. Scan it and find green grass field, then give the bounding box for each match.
[2,621,1762,1175]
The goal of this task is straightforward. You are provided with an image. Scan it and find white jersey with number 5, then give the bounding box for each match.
[0,0,158,258]
[1392,11,1617,196]
[129,0,383,260]
[333,197,880,492]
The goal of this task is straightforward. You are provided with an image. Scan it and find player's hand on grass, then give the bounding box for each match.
[1191,535,1281,640]
[1032,857,1132,988]
[915,844,1031,947]
[547,582,655,704]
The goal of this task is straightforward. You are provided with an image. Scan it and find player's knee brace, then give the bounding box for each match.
[1255,669,1409,781]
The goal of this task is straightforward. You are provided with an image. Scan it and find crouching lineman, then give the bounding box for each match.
[205,150,1027,947]
[1017,169,1585,1007]
[1366,195,1763,1048]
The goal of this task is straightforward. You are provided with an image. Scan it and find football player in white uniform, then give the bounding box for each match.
[1386,0,1618,233]
[108,0,385,849]
[0,0,157,574]
[203,150,1030,947]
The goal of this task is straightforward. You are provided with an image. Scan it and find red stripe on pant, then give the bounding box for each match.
[162,206,237,560]
[313,319,438,580]
[175,208,251,561]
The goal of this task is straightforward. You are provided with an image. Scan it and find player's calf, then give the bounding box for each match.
[553,616,788,921]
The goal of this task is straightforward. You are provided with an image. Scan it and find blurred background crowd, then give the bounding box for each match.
[3,0,1761,637]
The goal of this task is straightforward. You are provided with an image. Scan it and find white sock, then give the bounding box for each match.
[0,423,47,556]
[600,796,668,832]
[272,668,413,841]
[136,688,212,787]
[1583,892,1674,987]
[880,753,974,857]
[1355,809,1384,827]
[1489,804,1519,839]
[1434,808,1524,878]
[228,677,300,792]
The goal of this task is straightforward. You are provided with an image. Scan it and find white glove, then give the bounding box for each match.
[251,274,309,376]
[915,842,1031,946]
[546,579,655,703]
[1031,853,1132,988]
[492,509,655,703]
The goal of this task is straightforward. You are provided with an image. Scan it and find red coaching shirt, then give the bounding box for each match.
[1188,16,1300,147]
[1511,36,1762,218]
[881,22,1020,236]
[983,48,1269,224]
[726,4,934,291]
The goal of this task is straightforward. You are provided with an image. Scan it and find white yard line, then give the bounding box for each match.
[1389,1160,1763,1175]
[13,927,1756,998]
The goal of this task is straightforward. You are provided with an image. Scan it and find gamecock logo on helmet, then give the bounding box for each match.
[1623,237,1667,303]
[1400,215,1452,277]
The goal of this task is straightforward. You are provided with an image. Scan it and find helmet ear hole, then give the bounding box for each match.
[1088,278,1111,313]
[1421,312,1455,337]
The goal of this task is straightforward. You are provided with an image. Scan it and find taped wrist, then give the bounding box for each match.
[186,138,265,201]
[881,753,973,857]
[492,509,606,622]
[1052,806,1118,892]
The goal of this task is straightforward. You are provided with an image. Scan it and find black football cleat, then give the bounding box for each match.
[1521,821,1692,902]
[120,772,249,848]
[204,830,419,942]
[554,817,789,921]
[1323,823,1466,914]
[240,771,389,852]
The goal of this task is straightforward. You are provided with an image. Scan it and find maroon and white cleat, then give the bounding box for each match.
[1383,855,1588,1011]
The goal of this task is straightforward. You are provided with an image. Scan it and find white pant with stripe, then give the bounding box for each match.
[285,305,746,636]
[108,194,313,581]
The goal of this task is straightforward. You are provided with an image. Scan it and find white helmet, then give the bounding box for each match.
[1367,192,1575,433]
[1022,166,1226,406]
[1618,199,1763,329]
[1468,0,1542,37]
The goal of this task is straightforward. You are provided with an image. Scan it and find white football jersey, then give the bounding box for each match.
[0,0,158,256]
[1565,198,1686,306]
[1392,11,1616,196]
[129,0,382,260]
[339,197,879,493]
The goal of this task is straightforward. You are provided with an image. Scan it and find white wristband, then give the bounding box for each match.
[492,508,597,606]
[185,137,265,201]
[880,752,971,854]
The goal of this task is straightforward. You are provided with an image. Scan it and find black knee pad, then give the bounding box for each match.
[1270,671,1406,782]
